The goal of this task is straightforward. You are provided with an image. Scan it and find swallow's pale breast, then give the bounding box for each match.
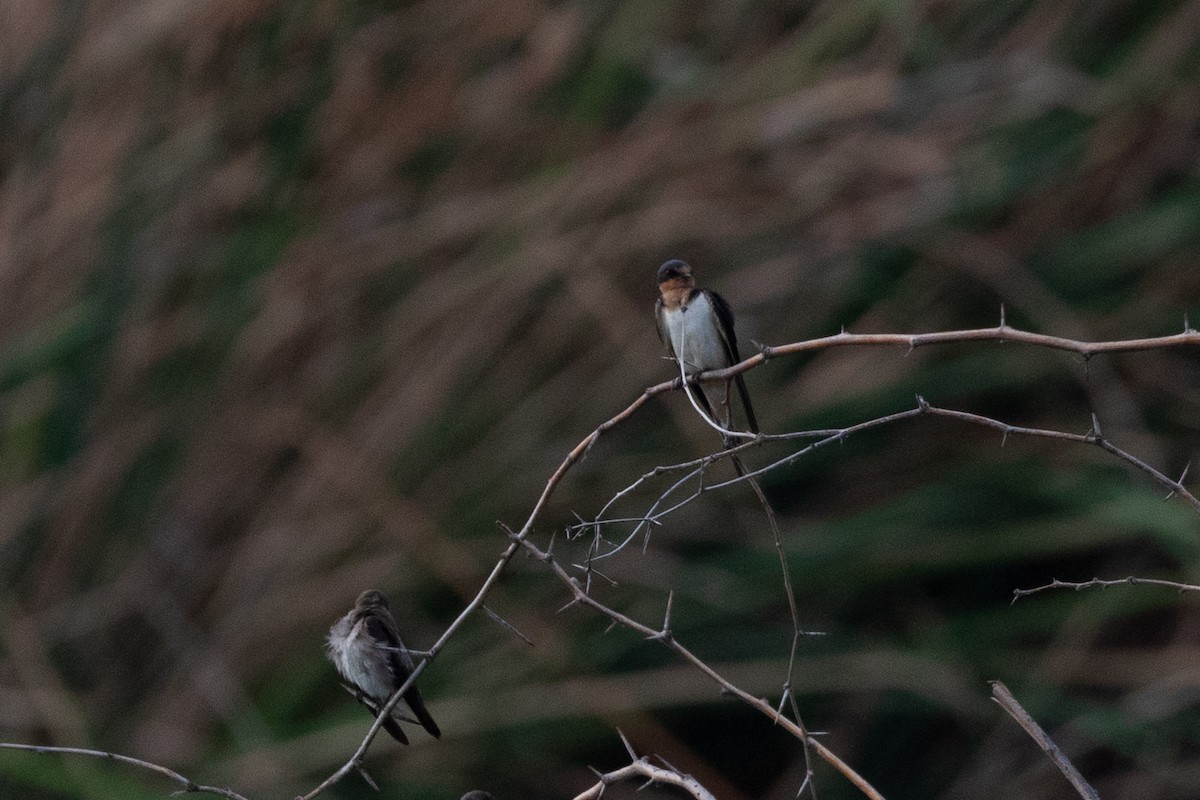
[659,290,729,376]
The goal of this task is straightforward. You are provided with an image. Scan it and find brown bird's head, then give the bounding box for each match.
[355,590,390,610]
[656,259,694,291]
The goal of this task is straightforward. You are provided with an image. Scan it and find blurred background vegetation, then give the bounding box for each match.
[2,1,1200,798]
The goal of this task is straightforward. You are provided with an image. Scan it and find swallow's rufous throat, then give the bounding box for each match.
[655,259,759,440]
[326,590,441,744]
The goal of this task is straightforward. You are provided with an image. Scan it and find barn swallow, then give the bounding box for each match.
[654,259,758,441]
[326,590,441,744]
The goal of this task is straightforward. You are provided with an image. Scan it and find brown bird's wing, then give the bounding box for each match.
[365,614,442,739]
[705,290,759,434]
[351,679,411,744]
[364,694,411,744]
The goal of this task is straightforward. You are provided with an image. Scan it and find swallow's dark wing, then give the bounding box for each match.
[705,290,742,368]
[705,290,759,433]
[365,613,442,739]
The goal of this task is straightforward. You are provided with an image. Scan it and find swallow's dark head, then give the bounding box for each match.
[355,590,390,610]
[656,259,693,286]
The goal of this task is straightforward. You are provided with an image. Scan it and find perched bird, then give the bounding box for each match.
[654,259,758,440]
[326,590,441,744]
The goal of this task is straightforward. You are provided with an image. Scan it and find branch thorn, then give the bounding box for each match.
[482,604,534,647]
[354,763,380,792]
[617,728,638,761]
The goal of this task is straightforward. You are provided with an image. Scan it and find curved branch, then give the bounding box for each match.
[0,743,250,800]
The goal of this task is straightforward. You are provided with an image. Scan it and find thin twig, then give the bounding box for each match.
[482,604,535,647]
[672,326,756,443]
[990,681,1100,800]
[1013,576,1200,601]
[735,456,803,696]
[0,743,251,800]
[587,399,1199,552]
[787,690,820,800]
[920,403,1200,514]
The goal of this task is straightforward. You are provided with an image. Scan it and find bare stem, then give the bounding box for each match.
[990,681,1100,800]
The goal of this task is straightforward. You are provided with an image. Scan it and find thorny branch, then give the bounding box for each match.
[730,319,1200,379]
[1013,576,1200,600]
[4,322,1197,799]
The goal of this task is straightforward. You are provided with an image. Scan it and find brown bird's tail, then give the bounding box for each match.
[405,687,442,739]
[381,714,410,744]
[354,691,412,744]
[365,689,441,741]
